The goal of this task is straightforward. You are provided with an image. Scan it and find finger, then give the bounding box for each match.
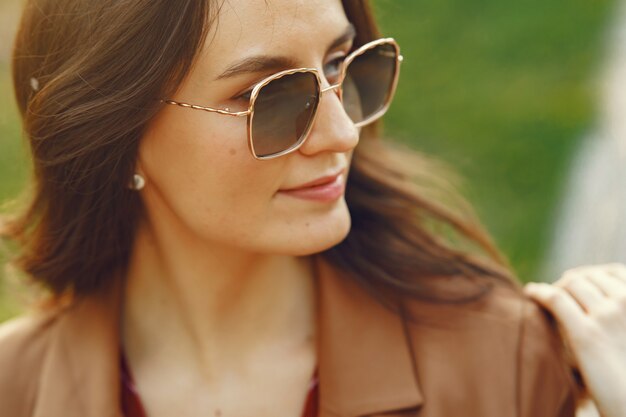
[586,271,626,300]
[557,272,607,312]
[605,263,626,284]
[524,283,588,336]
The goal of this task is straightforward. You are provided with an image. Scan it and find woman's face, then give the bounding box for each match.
[138,0,360,255]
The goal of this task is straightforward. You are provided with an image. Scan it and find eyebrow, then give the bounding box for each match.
[214,23,357,80]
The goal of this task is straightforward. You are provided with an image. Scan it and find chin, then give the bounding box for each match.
[287,209,352,256]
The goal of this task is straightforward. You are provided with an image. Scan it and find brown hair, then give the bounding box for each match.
[4,0,517,307]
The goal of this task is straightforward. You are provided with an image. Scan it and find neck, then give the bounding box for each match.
[121,218,318,379]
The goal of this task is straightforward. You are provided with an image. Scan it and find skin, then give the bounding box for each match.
[525,265,626,417]
[121,0,359,416]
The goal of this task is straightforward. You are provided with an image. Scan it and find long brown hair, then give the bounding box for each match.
[3,0,517,308]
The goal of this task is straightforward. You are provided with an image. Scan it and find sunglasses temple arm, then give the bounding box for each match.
[321,83,342,94]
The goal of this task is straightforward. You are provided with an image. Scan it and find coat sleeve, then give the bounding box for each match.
[517,298,580,417]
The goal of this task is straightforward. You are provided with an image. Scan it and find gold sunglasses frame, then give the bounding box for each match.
[161,37,403,160]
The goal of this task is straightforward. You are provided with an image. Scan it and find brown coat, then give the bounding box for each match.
[0,255,578,417]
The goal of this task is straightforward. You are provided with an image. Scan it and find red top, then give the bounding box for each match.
[120,351,319,417]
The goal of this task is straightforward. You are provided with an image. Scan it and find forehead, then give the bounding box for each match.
[203,0,350,70]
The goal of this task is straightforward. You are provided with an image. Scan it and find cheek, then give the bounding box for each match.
[138,107,284,236]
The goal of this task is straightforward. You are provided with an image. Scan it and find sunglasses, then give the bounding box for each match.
[161,38,403,160]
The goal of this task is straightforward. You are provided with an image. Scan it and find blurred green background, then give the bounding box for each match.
[0,0,616,321]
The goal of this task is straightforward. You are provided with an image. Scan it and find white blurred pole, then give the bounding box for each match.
[543,2,626,282]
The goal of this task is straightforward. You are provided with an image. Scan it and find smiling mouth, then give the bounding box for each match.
[277,173,345,202]
[280,169,345,192]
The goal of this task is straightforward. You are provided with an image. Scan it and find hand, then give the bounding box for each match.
[524,264,626,417]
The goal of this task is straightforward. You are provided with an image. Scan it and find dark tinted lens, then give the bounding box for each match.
[342,42,397,124]
[251,71,320,158]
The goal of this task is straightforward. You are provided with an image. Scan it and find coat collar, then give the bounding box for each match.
[35,255,424,417]
[314,255,424,417]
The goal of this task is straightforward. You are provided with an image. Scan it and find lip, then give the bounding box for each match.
[281,169,346,191]
[278,170,346,202]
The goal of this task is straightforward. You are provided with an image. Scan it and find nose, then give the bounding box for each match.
[296,81,360,156]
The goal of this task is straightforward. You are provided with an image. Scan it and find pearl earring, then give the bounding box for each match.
[130,174,145,190]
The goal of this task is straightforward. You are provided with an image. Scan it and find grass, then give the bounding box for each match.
[0,0,616,320]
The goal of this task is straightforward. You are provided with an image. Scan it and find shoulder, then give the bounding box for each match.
[401,276,553,330]
[402,277,567,339]
[401,279,578,416]
[0,310,59,370]
[0,308,65,416]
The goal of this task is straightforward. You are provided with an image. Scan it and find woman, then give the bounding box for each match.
[0,0,586,416]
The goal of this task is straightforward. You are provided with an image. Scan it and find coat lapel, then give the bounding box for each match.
[33,256,424,417]
[314,255,424,417]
